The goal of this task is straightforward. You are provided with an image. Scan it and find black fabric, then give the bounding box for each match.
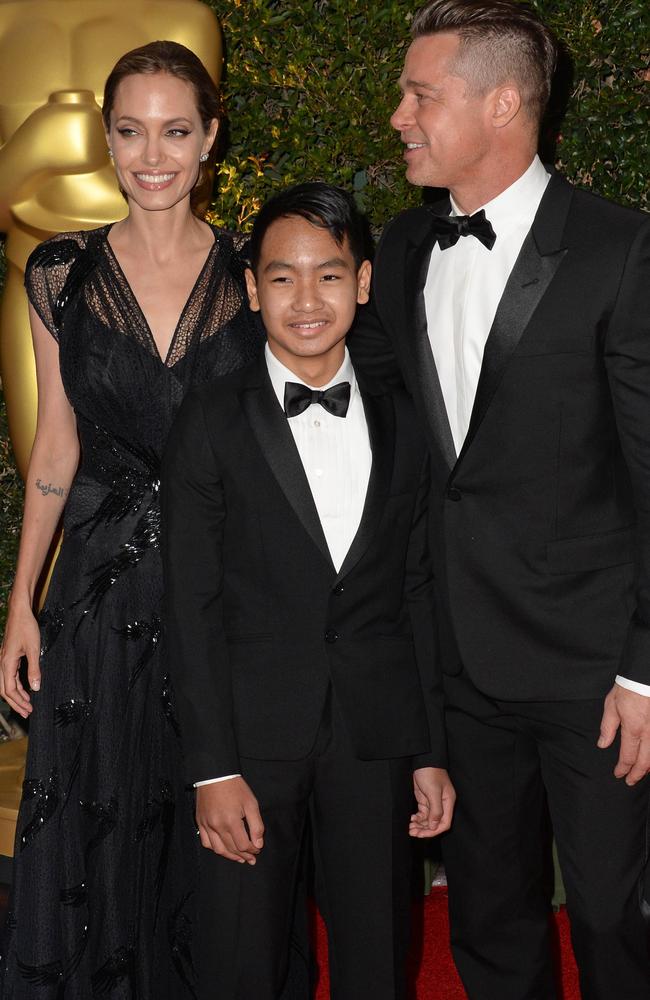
[1,226,266,999]
[284,380,351,418]
[161,355,446,782]
[442,671,650,1000]
[427,208,496,251]
[195,696,414,1000]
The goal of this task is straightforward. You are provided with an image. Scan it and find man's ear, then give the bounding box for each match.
[244,267,260,312]
[492,85,522,129]
[356,260,372,305]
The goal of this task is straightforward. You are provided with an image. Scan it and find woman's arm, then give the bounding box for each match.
[0,304,79,717]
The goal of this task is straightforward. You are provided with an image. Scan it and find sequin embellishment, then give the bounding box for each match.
[60,883,88,907]
[54,699,91,728]
[38,605,65,657]
[80,797,118,855]
[19,770,59,851]
[16,956,62,986]
[114,617,161,691]
[161,674,181,738]
[91,945,135,996]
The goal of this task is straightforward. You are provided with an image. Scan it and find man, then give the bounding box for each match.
[350,2,650,998]
[162,183,455,1000]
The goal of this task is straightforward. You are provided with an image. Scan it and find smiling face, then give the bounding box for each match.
[245,215,371,384]
[391,32,495,194]
[106,71,218,211]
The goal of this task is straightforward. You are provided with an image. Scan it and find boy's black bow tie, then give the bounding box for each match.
[284,381,351,418]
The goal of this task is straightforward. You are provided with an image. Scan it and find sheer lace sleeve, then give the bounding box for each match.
[24,231,88,341]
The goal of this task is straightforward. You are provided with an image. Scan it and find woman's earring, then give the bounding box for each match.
[108,148,114,160]
[199,153,209,163]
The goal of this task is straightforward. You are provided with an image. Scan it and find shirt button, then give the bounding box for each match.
[324,628,339,644]
[315,469,323,477]
[313,419,321,428]
[446,486,462,502]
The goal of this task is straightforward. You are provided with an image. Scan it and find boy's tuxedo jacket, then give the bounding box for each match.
[350,172,650,700]
[161,355,444,783]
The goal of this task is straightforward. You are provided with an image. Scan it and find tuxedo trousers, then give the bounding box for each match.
[195,693,414,1000]
[441,668,650,1000]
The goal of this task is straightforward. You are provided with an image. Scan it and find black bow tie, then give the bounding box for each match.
[284,381,351,419]
[430,209,496,251]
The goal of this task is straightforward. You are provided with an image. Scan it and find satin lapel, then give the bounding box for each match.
[406,207,456,472]
[335,390,394,582]
[456,175,572,468]
[240,362,334,570]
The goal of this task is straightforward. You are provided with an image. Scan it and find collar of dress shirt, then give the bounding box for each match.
[449,154,550,237]
[264,342,358,413]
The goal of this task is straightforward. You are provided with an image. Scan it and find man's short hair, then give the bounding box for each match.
[248,182,370,274]
[411,0,558,125]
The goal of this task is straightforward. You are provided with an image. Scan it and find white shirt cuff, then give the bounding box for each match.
[193,774,241,787]
[615,676,650,697]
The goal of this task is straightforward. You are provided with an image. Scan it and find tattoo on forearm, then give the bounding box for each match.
[35,478,67,500]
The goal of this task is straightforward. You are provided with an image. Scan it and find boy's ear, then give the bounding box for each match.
[245,267,260,312]
[356,260,372,306]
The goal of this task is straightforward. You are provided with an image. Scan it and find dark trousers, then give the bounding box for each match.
[196,697,414,1000]
[442,669,650,1000]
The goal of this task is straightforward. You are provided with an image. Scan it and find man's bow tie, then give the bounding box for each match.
[430,209,497,251]
[284,381,351,419]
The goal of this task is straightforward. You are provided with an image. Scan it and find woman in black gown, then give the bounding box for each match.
[0,41,304,999]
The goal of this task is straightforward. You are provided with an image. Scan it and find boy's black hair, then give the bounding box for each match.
[248,182,371,274]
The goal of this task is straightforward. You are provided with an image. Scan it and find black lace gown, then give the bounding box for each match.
[0,225,267,999]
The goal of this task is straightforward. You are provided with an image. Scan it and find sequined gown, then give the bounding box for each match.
[0,225,265,999]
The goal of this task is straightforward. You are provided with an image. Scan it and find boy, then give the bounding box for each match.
[162,183,454,999]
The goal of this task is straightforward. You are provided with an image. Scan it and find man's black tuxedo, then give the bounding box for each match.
[352,172,650,699]
[161,354,443,1000]
[350,173,650,999]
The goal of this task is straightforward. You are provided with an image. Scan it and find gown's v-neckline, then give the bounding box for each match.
[103,223,219,368]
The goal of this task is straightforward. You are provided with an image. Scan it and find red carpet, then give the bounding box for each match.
[313,887,581,998]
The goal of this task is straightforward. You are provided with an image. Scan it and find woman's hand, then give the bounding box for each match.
[0,305,79,721]
[0,597,41,718]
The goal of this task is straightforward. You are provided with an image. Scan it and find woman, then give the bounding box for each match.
[0,41,269,998]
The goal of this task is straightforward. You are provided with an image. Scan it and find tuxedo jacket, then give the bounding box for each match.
[161,355,443,784]
[350,172,650,701]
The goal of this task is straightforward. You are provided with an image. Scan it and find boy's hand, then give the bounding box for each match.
[409,767,456,838]
[196,777,264,864]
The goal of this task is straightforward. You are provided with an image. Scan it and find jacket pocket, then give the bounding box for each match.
[546,527,634,574]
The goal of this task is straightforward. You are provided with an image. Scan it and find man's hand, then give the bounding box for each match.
[409,767,456,838]
[599,684,650,785]
[196,777,264,864]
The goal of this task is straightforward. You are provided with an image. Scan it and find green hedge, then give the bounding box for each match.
[0,0,648,628]
[207,0,649,231]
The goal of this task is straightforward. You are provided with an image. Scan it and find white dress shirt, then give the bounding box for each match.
[425,154,551,454]
[423,154,648,698]
[195,345,373,786]
[265,344,372,571]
